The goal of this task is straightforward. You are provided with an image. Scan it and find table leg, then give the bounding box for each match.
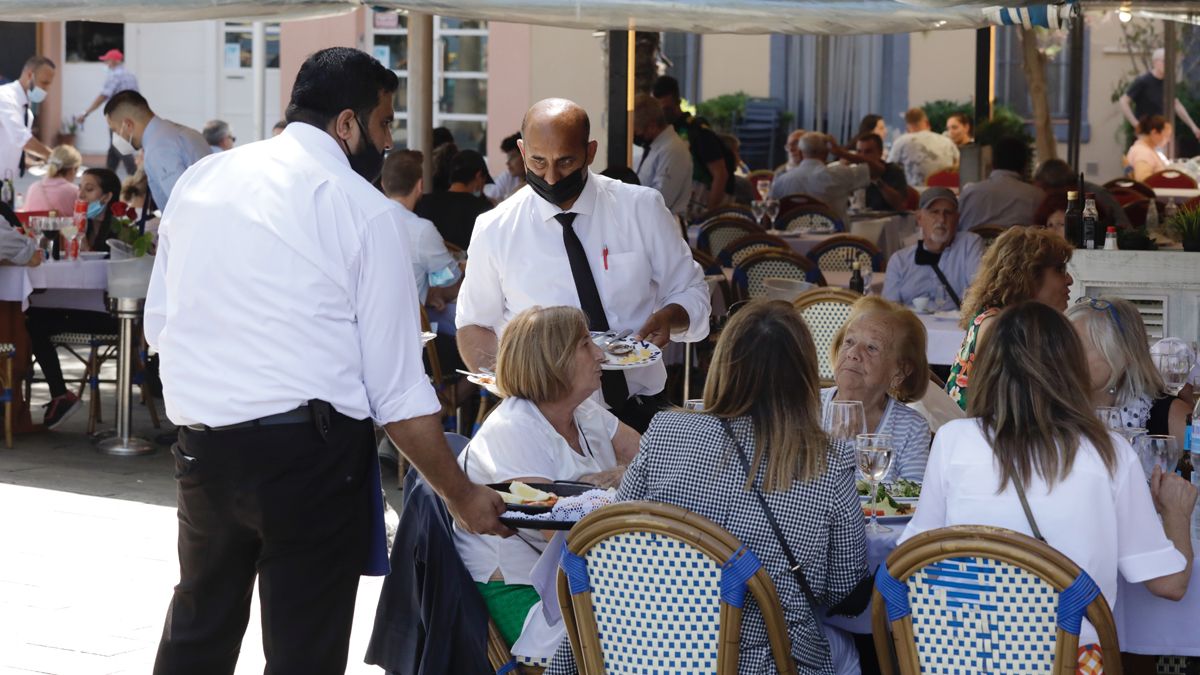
[96,299,154,456]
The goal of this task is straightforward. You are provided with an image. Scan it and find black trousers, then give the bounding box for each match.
[26,307,119,398]
[609,392,669,434]
[153,411,374,675]
[106,142,136,175]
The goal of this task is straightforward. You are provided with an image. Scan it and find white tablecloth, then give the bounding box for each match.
[687,212,915,261]
[918,312,966,366]
[1153,187,1200,201]
[0,259,109,311]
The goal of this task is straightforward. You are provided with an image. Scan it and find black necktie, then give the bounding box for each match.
[555,212,629,408]
[17,104,28,177]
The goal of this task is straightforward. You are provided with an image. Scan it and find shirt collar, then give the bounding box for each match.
[530,168,599,223]
[989,169,1022,181]
[5,80,28,107]
[282,121,352,171]
[799,158,826,171]
[651,125,678,151]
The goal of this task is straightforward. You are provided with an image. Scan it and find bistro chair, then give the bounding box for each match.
[696,204,756,226]
[792,288,858,386]
[806,234,884,274]
[872,525,1122,675]
[718,232,791,267]
[698,218,762,257]
[0,343,15,448]
[733,249,825,302]
[777,207,843,234]
[778,192,829,213]
[746,169,775,199]
[1143,169,1198,190]
[1121,198,1155,230]
[969,224,1006,248]
[556,501,798,675]
[40,332,118,435]
[1103,178,1156,201]
[926,169,960,189]
[903,186,920,211]
[1106,187,1145,207]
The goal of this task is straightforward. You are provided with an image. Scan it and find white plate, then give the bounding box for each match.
[420,331,436,345]
[932,310,960,321]
[591,332,663,371]
[467,373,501,396]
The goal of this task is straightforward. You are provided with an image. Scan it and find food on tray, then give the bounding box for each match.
[856,478,921,499]
[861,498,914,518]
[609,344,652,366]
[495,481,559,507]
[857,479,920,518]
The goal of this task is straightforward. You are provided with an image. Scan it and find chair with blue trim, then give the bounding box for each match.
[732,249,826,302]
[871,525,1122,675]
[696,204,757,227]
[778,192,829,213]
[806,234,884,275]
[777,207,844,234]
[792,288,859,386]
[556,501,798,674]
[718,232,791,268]
[698,218,762,258]
[0,342,15,448]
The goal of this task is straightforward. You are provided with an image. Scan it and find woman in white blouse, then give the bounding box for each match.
[902,301,1195,668]
[822,296,932,481]
[455,305,640,664]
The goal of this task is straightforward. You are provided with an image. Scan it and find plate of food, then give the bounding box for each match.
[590,331,662,371]
[491,481,611,530]
[857,479,921,523]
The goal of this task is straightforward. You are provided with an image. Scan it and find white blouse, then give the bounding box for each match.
[900,418,1186,647]
[455,396,619,585]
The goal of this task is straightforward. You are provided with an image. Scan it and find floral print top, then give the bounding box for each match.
[945,307,1000,411]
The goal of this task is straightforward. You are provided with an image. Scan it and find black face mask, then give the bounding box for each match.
[633,134,650,148]
[526,164,587,208]
[341,116,384,183]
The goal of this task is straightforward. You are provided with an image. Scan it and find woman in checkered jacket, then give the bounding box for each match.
[549,300,868,675]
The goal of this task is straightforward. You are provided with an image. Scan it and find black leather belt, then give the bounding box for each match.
[186,406,310,432]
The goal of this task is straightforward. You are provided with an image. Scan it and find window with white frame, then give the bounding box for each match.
[222,22,280,70]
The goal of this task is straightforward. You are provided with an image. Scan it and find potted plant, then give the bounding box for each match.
[103,201,156,300]
[1166,203,1200,252]
[108,201,154,257]
[57,116,81,147]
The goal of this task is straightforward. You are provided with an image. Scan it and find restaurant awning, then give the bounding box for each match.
[0,0,358,23]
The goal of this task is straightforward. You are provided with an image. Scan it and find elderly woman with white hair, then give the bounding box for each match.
[1066,296,1191,447]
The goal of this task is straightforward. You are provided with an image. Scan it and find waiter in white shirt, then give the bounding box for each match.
[145,47,507,675]
[0,56,56,178]
[457,98,710,432]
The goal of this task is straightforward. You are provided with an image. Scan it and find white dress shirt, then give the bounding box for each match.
[900,418,1186,647]
[394,201,461,304]
[483,171,523,203]
[145,122,441,427]
[768,159,869,223]
[141,116,212,209]
[456,172,711,399]
[636,125,693,217]
[0,81,33,177]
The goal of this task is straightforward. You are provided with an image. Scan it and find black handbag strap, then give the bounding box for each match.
[1012,478,1045,542]
[928,263,962,308]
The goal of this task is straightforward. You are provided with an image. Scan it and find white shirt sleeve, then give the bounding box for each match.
[829,162,870,191]
[355,210,441,424]
[143,226,170,350]
[897,424,951,545]
[455,224,505,332]
[639,190,711,342]
[415,221,461,288]
[0,224,35,265]
[1111,440,1189,582]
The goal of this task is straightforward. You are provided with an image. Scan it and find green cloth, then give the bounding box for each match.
[476,581,541,648]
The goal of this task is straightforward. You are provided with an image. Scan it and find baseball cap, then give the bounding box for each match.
[99,49,124,62]
[918,187,958,210]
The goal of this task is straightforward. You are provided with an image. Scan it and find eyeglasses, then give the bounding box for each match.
[1075,296,1124,336]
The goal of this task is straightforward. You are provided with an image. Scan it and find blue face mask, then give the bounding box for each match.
[87,200,104,219]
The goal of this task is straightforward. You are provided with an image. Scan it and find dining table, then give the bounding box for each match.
[689,211,917,262]
[916,311,967,366]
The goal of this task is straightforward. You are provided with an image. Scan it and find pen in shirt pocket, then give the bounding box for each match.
[603,244,609,271]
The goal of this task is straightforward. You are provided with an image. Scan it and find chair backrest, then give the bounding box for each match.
[778,208,843,233]
[733,249,826,301]
[746,169,775,199]
[779,192,829,213]
[926,169,960,189]
[444,432,471,457]
[699,218,762,256]
[697,204,756,226]
[1103,178,1156,201]
[419,305,443,387]
[969,224,1006,248]
[1121,197,1154,230]
[556,501,798,675]
[806,234,884,274]
[792,288,858,385]
[1144,169,1198,190]
[903,186,920,211]
[872,525,1122,675]
[691,247,723,275]
[719,232,790,267]
[1106,187,1145,207]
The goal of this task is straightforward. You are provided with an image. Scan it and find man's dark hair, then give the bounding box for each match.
[855,132,884,153]
[432,126,455,148]
[991,136,1029,173]
[23,56,55,73]
[104,89,151,117]
[651,75,681,100]
[500,131,521,154]
[1033,158,1074,189]
[272,119,288,132]
[449,149,488,185]
[381,150,423,197]
[948,112,974,133]
[285,47,398,129]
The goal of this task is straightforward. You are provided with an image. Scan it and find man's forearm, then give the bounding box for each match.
[877,182,906,210]
[457,324,498,373]
[83,94,107,117]
[1119,96,1139,127]
[384,413,472,501]
[1174,100,1200,132]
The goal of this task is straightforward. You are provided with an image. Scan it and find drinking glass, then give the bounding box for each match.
[1135,434,1180,481]
[1095,406,1121,432]
[764,199,781,230]
[857,433,895,533]
[756,179,772,201]
[750,200,767,227]
[1154,352,1191,396]
[826,400,867,447]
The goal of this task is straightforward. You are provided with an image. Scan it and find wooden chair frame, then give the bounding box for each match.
[0,346,14,448]
[697,204,756,225]
[698,218,763,256]
[1103,178,1155,201]
[746,169,776,200]
[871,525,1122,675]
[791,287,861,312]
[806,234,884,273]
[557,501,798,675]
[776,206,843,233]
[778,192,830,213]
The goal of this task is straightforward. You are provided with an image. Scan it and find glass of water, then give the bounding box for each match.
[1154,352,1191,396]
[1135,434,1180,481]
[857,433,895,533]
[764,199,781,230]
[1095,406,1122,432]
[750,200,767,227]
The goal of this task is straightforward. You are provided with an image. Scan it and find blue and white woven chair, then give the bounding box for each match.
[792,288,859,386]
[556,501,798,675]
[718,232,791,268]
[698,218,762,257]
[732,249,826,302]
[778,207,844,233]
[872,525,1122,675]
[696,204,757,227]
[806,234,885,275]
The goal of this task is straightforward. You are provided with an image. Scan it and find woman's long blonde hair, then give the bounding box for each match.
[959,226,1073,329]
[701,300,828,491]
[968,301,1116,491]
[1065,297,1168,404]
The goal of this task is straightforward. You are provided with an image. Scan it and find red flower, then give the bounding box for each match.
[109,201,128,218]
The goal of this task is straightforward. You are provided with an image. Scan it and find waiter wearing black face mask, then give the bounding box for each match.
[455,97,711,433]
[146,47,508,675]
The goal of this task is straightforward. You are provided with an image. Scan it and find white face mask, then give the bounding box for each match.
[112,128,136,156]
[28,85,47,104]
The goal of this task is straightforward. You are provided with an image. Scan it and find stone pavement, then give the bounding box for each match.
[0,359,388,674]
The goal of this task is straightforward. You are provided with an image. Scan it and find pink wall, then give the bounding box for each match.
[485,23,532,177]
[278,10,365,117]
[39,23,65,146]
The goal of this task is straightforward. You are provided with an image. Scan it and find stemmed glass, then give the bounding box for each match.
[750,200,767,227]
[1154,352,1191,396]
[857,433,895,533]
[1135,434,1180,481]
[756,179,772,202]
[1095,406,1121,432]
[764,199,781,231]
[826,400,866,449]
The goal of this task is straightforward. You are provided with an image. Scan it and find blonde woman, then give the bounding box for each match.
[1066,296,1191,447]
[24,145,81,215]
[946,226,1074,410]
[904,301,1194,672]
[551,300,868,674]
[824,296,931,481]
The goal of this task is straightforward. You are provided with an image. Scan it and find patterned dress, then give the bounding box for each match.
[945,307,1001,411]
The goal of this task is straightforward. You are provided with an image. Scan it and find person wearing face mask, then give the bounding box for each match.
[632,94,692,219]
[0,56,56,178]
[456,97,711,433]
[102,89,210,211]
[144,47,509,675]
[414,148,494,251]
[882,187,983,312]
[78,168,123,252]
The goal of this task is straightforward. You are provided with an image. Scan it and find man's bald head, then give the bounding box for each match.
[521,98,591,146]
[517,98,597,209]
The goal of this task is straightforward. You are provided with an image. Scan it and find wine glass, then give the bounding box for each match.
[1095,406,1121,432]
[857,433,895,533]
[1154,352,1191,396]
[1135,434,1180,481]
[826,400,867,449]
[756,179,772,201]
[750,200,767,227]
[764,199,781,231]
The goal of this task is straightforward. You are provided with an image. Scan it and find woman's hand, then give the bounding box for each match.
[1150,465,1198,519]
[580,465,627,489]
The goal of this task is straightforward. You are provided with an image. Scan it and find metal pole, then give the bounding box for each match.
[607,30,629,169]
[97,298,154,456]
[1066,9,1084,170]
[974,27,994,125]
[1164,21,1177,159]
[251,22,266,141]
[410,13,435,190]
